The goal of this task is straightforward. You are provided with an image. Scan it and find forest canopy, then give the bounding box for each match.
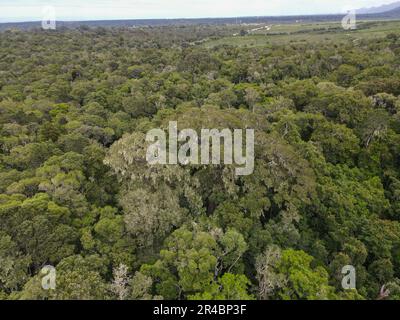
[1,22,400,300]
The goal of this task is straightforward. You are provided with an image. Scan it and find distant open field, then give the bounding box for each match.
[203,19,400,48]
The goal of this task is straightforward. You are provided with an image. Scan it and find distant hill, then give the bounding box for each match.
[357,1,400,14]
[1,7,400,31]
[377,5,400,15]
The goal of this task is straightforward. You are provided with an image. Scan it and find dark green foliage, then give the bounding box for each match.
[1,24,400,300]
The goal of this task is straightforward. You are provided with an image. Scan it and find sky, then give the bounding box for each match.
[0,0,397,22]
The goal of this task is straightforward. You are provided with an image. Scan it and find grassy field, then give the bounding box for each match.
[203,19,400,48]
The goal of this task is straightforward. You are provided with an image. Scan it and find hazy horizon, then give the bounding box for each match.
[0,0,398,23]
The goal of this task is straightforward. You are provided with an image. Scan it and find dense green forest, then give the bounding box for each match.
[1,22,400,300]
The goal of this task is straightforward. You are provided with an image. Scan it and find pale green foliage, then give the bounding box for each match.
[257,247,338,300]
[141,226,251,299]
[189,273,255,300]
[119,186,187,246]
[130,271,162,300]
